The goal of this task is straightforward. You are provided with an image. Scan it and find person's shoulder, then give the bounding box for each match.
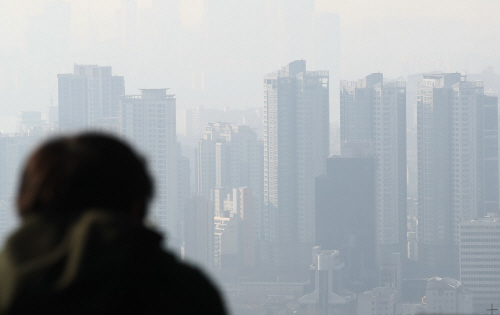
[149,250,228,314]
[156,250,217,288]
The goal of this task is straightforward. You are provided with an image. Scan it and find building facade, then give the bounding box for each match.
[460,217,500,313]
[417,73,498,275]
[315,150,377,292]
[340,73,407,266]
[120,89,178,243]
[58,65,124,130]
[423,277,472,315]
[263,60,329,270]
[183,196,214,270]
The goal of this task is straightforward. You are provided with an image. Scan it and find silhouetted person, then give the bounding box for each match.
[0,133,227,315]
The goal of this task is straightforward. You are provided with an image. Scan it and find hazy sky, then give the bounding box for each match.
[3,0,499,69]
[0,0,499,114]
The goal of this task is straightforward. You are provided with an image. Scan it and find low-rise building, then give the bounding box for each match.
[423,276,472,315]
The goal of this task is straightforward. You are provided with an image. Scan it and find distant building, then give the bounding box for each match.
[58,65,124,130]
[0,128,52,243]
[196,122,262,199]
[394,303,424,315]
[315,149,377,292]
[460,217,500,313]
[179,106,263,142]
[214,215,238,270]
[213,187,257,271]
[196,122,227,199]
[340,73,407,267]
[120,89,178,242]
[263,60,329,271]
[299,247,355,315]
[379,253,402,295]
[357,285,397,315]
[177,143,191,243]
[16,111,47,133]
[196,122,263,251]
[183,196,214,270]
[423,277,472,315]
[417,73,499,276]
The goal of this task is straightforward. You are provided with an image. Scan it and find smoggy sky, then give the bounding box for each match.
[0,0,499,114]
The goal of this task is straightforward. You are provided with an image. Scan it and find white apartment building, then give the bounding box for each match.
[340,73,407,266]
[120,89,178,243]
[460,217,500,313]
[58,65,124,130]
[263,60,329,270]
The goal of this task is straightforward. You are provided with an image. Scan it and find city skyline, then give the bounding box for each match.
[2,0,500,312]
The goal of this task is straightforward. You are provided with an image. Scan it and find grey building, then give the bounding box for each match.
[315,149,377,292]
[263,60,329,271]
[120,89,178,243]
[417,73,498,276]
[196,122,262,206]
[340,73,407,267]
[58,65,124,130]
[183,196,214,270]
[460,217,500,313]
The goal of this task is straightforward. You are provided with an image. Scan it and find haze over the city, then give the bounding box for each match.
[1,0,498,118]
[1,1,500,314]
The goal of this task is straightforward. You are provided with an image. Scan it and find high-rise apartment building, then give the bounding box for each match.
[460,217,500,313]
[215,125,263,194]
[120,89,178,243]
[58,65,124,130]
[263,60,329,270]
[196,122,229,199]
[417,73,498,275]
[340,73,407,266]
[196,122,263,255]
[196,122,263,212]
[179,106,263,142]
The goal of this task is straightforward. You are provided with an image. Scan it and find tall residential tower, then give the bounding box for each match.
[417,73,498,275]
[120,89,178,244]
[263,60,329,270]
[340,73,407,267]
[58,65,124,130]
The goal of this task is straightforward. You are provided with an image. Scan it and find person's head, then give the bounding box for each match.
[16,133,153,220]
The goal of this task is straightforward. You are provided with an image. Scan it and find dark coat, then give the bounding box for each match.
[0,209,227,315]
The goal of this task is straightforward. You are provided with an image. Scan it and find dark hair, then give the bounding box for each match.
[17,133,153,218]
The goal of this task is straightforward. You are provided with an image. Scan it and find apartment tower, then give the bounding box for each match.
[58,65,124,130]
[340,73,407,267]
[120,89,178,244]
[417,73,498,275]
[263,60,329,271]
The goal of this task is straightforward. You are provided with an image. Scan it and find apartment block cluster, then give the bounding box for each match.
[1,62,500,314]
